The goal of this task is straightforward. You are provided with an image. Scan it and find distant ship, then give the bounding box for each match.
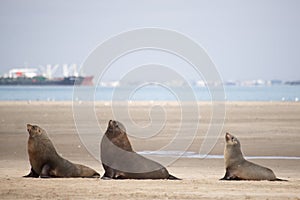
[0,66,93,86]
[0,75,93,86]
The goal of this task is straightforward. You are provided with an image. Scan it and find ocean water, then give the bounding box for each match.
[0,85,299,101]
[138,151,300,160]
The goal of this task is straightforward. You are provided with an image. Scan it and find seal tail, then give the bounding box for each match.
[168,174,181,180]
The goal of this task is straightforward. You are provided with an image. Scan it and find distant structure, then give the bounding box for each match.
[44,64,79,79]
[270,80,282,85]
[8,68,38,78]
[285,80,300,85]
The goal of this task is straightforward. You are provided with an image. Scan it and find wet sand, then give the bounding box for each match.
[0,101,299,199]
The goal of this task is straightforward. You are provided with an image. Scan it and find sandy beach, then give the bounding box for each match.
[0,101,299,199]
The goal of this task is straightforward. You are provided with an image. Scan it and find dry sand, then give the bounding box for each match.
[0,101,299,199]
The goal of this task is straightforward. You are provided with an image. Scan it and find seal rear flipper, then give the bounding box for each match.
[101,176,113,180]
[168,174,181,180]
[40,164,51,178]
[23,168,39,178]
[92,172,101,178]
[272,178,288,182]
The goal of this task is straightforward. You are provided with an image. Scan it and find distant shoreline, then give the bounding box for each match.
[0,100,299,105]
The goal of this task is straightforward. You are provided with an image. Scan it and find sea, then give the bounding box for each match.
[0,85,300,102]
[138,151,300,160]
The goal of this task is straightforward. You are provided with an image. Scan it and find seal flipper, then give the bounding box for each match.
[101,167,116,180]
[168,174,181,180]
[101,176,113,180]
[272,178,288,182]
[220,169,242,181]
[91,172,101,178]
[220,169,231,180]
[40,164,51,178]
[23,168,39,178]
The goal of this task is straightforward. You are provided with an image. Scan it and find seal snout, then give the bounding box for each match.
[27,124,33,133]
[225,132,232,141]
[108,120,114,126]
[108,120,115,128]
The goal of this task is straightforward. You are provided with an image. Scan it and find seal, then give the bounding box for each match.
[101,120,180,180]
[220,132,286,181]
[24,124,100,178]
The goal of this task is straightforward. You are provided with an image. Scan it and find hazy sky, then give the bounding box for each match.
[0,0,299,81]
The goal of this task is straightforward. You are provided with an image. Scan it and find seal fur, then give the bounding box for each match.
[221,132,286,181]
[101,120,180,180]
[24,124,100,178]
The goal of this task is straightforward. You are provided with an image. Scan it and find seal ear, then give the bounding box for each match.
[118,122,126,133]
[233,138,238,144]
[36,127,42,135]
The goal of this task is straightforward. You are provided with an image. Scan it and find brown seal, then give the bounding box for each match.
[220,132,286,181]
[101,120,180,180]
[24,124,100,178]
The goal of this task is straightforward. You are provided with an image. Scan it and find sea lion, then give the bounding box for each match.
[220,132,286,181]
[24,124,100,178]
[101,120,180,180]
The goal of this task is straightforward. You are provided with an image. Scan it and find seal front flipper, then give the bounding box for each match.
[101,166,116,180]
[40,164,51,178]
[220,174,241,181]
[23,167,39,178]
[220,169,231,180]
[220,169,241,181]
